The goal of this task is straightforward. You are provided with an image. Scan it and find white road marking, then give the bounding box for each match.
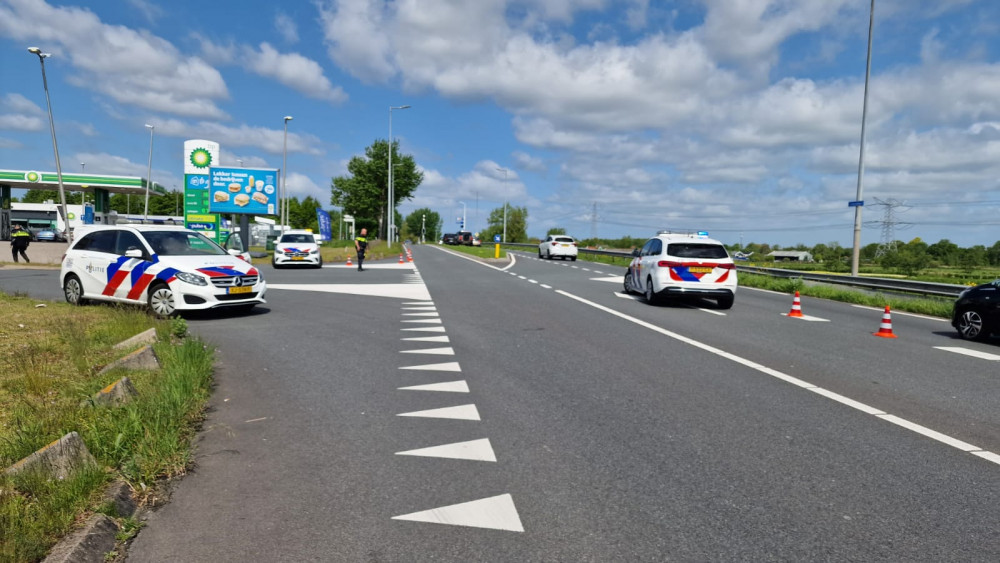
[555,288,1000,467]
[268,283,430,301]
[582,268,591,271]
[398,380,470,393]
[396,438,496,462]
[401,326,446,333]
[518,275,527,280]
[540,284,552,289]
[326,263,415,269]
[594,270,604,274]
[934,346,1000,361]
[392,494,523,532]
[400,347,455,355]
[402,307,437,311]
[402,312,440,317]
[399,361,462,372]
[592,276,623,283]
[780,313,830,322]
[851,304,948,321]
[696,307,727,316]
[529,279,538,284]
[401,318,442,324]
[614,293,643,301]
[401,335,450,343]
[402,301,431,305]
[397,404,480,420]
[571,266,579,269]
[612,292,726,315]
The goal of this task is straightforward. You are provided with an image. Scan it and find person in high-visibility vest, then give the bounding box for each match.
[354,228,368,271]
[10,224,31,263]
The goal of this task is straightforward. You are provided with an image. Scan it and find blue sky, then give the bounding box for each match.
[3,0,1000,248]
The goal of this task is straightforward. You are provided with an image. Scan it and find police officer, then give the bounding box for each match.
[354,227,368,271]
[10,225,31,263]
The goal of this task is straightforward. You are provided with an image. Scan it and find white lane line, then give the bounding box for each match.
[592,276,623,283]
[555,288,1000,467]
[582,268,591,271]
[851,304,948,322]
[402,301,432,305]
[392,494,523,532]
[402,335,450,343]
[268,283,431,301]
[402,307,437,311]
[509,272,517,276]
[540,284,552,289]
[594,270,604,274]
[571,266,579,269]
[780,313,830,322]
[934,346,1000,361]
[400,361,462,371]
[401,318,443,324]
[529,279,538,284]
[696,307,727,316]
[401,326,446,333]
[397,404,480,420]
[400,347,456,355]
[427,244,516,271]
[518,275,527,280]
[402,312,440,317]
[396,438,496,462]
[614,292,643,301]
[398,380,470,393]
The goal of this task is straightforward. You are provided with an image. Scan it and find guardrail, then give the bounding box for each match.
[500,243,967,298]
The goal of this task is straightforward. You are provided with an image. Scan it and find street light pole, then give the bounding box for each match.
[459,202,467,232]
[496,167,509,243]
[421,213,426,244]
[282,116,293,231]
[143,123,154,221]
[388,104,410,245]
[851,0,875,277]
[28,47,69,239]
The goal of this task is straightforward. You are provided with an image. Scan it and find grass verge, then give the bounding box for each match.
[0,292,215,562]
[439,243,508,260]
[250,240,408,265]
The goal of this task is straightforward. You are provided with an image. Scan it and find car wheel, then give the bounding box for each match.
[623,271,633,294]
[316,258,323,269]
[147,282,177,318]
[538,249,543,258]
[546,250,551,260]
[717,295,734,310]
[956,308,989,341]
[63,274,86,305]
[645,276,658,304]
[570,256,577,261]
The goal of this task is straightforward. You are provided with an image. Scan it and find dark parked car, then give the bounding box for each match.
[952,280,1000,341]
[442,233,458,245]
[456,231,473,245]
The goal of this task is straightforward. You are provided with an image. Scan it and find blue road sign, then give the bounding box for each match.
[848,200,864,207]
[493,234,501,243]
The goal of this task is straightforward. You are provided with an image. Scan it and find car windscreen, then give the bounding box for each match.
[280,234,314,243]
[144,230,228,256]
[667,243,729,259]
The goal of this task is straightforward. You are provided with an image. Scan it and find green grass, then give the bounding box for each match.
[250,239,409,265]
[441,243,508,259]
[0,292,216,561]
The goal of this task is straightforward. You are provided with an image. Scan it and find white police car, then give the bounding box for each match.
[624,231,737,309]
[272,230,322,268]
[61,225,266,317]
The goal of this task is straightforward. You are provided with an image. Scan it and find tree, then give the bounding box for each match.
[404,208,441,242]
[22,189,82,205]
[287,196,322,231]
[331,139,423,240]
[546,227,566,236]
[480,205,528,243]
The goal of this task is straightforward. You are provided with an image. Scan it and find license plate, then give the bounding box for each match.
[228,286,252,294]
[688,267,713,273]
[292,256,304,260]
[560,244,570,247]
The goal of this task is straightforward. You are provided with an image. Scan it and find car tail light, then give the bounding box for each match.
[658,261,683,267]
[717,263,735,269]
[572,242,578,246]
[551,242,558,246]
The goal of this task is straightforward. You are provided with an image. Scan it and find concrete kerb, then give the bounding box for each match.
[86,376,139,407]
[3,431,98,481]
[98,344,160,375]
[113,327,158,350]
[42,513,119,563]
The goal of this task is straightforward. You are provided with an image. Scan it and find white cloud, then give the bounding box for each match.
[126,0,164,24]
[285,172,328,203]
[0,114,44,131]
[150,118,325,156]
[275,12,300,43]
[318,0,396,83]
[3,93,44,115]
[512,150,546,173]
[242,43,348,103]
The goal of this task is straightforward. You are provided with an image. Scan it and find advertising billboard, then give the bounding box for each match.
[208,167,279,215]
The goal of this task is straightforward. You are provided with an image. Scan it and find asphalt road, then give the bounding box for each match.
[2,247,999,561]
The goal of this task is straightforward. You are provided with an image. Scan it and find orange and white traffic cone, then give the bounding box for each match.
[873,305,898,338]
[399,254,405,264]
[346,256,352,266]
[407,254,413,262]
[787,291,803,318]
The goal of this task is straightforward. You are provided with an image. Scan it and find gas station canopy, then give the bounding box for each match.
[0,169,167,195]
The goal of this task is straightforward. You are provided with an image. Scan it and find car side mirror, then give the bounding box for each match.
[631,249,641,257]
[125,248,144,259]
[228,249,243,257]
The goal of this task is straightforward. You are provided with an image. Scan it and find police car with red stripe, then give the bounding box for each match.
[61,225,266,317]
[624,231,737,309]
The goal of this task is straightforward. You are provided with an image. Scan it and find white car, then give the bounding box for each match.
[272,230,322,268]
[624,232,737,309]
[538,235,578,260]
[60,225,266,317]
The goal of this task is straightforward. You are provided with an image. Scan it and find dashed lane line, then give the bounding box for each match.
[934,346,1000,361]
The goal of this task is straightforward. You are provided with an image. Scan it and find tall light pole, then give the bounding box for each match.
[282,116,293,231]
[851,0,875,277]
[388,104,410,244]
[28,47,69,238]
[496,167,509,242]
[421,213,426,244]
[143,123,154,221]
[459,201,467,232]
[80,162,86,205]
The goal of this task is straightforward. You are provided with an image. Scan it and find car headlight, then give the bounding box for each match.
[310,248,319,254]
[175,271,208,286]
[275,248,284,254]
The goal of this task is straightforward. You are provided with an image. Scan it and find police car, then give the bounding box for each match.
[624,231,737,309]
[60,225,266,317]
[272,230,322,268]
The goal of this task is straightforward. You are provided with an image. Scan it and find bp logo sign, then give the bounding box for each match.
[189,148,212,169]
[68,212,76,220]
[25,171,40,182]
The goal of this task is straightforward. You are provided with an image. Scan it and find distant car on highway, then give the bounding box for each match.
[442,233,458,245]
[624,231,737,309]
[538,235,578,260]
[952,280,999,341]
[34,229,66,242]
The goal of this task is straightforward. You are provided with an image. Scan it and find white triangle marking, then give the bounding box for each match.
[402,307,437,311]
[401,318,442,324]
[400,361,462,372]
[396,438,496,462]
[401,347,455,355]
[401,326,446,333]
[402,312,440,317]
[402,335,450,343]
[397,403,480,420]
[398,380,469,393]
[392,494,523,532]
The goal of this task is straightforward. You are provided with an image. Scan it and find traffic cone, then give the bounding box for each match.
[787,291,803,317]
[346,256,352,266]
[399,254,404,264]
[873,306,898,338]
